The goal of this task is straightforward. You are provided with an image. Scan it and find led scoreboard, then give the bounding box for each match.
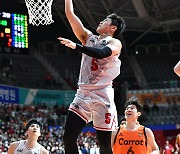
[0,12,28,49]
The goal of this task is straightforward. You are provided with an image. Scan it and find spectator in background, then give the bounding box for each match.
[172,101,178,113]
[45,73,52,86]
[0,141,5,153]
[90,143,100,154]
[163,139,174,154]
[78,145,83,154]
[174,61,180,77]
[143,101,150,115]
[152,102,159,113]
[81,142,90,154]
[167,102,172,113]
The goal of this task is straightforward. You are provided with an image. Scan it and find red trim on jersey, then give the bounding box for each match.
[94,126,113,131]
[69,107,88,123]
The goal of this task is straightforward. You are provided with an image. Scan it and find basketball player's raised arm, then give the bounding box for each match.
[7,142,18,154]
[146,128,160,154]
[65,0,92,45]
[174,61,180,77]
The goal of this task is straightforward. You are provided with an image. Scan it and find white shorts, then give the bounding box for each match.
[69,86,118,131]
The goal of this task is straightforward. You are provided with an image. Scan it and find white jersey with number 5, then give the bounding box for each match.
[78,35,121,89]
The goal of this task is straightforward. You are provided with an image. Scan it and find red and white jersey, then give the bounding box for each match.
[78,35,121,89]
[14,140,42,154]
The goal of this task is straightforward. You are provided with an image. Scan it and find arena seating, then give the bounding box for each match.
[135,44,180,89]
[0,54,49,88]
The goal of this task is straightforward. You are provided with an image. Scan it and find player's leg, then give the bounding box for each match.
[92,103,116,154]
[96,130,112,154]
[63,111,86,154]
[91,87,118,154]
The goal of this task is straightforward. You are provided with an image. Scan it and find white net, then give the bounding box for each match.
[25,0,54,26]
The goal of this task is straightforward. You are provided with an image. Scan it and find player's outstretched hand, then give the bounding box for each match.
[58,37,76,49]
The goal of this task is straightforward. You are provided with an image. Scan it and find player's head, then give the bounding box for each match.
[124,97,143,120]
[96,13,126,38]
[107,13,126,37]
[25,119,42,138]
[124,97,143,112]
[26,118,42,131]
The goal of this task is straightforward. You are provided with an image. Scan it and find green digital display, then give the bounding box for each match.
[0,12,28,48]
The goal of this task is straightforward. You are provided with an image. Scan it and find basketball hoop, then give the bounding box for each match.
[25,0,54,26]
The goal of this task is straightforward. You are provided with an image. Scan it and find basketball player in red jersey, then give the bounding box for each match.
[58,0,126,153]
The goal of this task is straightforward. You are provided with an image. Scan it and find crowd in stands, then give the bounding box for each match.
[0,103,100,154]
[0,102,180,153]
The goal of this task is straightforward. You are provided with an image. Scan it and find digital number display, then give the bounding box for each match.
[0,12,28,48]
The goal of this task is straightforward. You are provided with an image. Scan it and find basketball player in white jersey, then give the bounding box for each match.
[174,61,180,77]
[7,119,49,154]
[58,0,126,154]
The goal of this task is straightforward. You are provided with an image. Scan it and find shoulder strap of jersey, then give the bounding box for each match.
[143,126,148,147]
[113,127,121,145]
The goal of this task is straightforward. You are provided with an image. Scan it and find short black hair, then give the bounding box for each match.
[25,119,42,131]
[124,97,143,113]
[107,13,126,37]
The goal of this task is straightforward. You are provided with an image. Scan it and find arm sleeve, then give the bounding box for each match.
[76,44,112,59]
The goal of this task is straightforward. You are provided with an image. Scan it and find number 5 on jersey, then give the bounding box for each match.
[91,58,98,71]
[105,113,111,124]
